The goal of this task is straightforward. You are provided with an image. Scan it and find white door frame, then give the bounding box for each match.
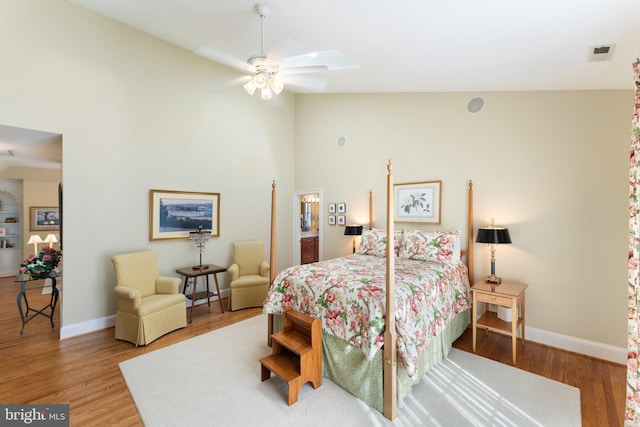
[293,188,323,266]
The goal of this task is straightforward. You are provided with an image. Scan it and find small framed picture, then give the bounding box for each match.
[328,203,336,214]
[337,203,346,213]
[0,228,6,236]
[328,215,336,225]
[337,215,346,225]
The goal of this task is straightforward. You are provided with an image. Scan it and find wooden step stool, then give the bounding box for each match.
[259,309,322,405]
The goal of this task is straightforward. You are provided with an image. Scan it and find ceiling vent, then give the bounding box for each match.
[588,44,615,62]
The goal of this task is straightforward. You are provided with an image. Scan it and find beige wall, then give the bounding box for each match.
[294,91,630,349]
[0,0,295,329]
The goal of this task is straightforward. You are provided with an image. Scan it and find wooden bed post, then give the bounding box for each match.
[383,161,397,420]
[467,181,474,284]
[268,180,276,346]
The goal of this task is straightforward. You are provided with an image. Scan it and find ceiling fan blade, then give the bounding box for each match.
[279,65,329,75]
[194,45,251,74]
[282,74,328,93]
[280,50,358,72]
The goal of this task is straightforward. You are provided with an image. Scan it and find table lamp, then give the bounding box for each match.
[344,225,363,254]
[475,218,512,284]
[188,226,211,270]
[44,234,58,248]
[27,234,43,253]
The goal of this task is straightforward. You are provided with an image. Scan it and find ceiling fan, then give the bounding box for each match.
[195,4,358,99]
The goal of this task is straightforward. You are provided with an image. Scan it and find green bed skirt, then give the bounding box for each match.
[271,308,470,413]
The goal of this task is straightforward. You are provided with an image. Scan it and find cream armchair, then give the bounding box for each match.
[112,251,186,345]
[228,241,270,311]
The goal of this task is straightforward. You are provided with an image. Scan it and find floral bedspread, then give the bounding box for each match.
[263,254,471,378]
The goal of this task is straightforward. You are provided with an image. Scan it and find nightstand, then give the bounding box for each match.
[472,279,527,364]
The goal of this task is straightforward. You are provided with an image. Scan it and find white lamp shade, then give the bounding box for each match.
[27,235,43,245]
[44,234,59,247]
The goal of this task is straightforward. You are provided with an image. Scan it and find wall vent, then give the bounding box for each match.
[588,44,615,62]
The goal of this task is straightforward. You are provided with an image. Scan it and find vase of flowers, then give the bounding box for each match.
[20,247,62,279]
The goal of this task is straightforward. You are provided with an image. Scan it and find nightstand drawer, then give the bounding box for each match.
[475,292,512,306]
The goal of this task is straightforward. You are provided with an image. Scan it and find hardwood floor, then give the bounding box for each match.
[0,276,625,426]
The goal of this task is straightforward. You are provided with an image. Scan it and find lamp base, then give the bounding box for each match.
[485,275,502,284]
[192,264,208,270]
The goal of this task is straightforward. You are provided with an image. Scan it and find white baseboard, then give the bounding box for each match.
[60,314,115,340]
[60,288,231,340]
[525,326,626,365]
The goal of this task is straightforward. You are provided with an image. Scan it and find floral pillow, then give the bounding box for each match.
[358,229,401,257]
[398,229,460,263]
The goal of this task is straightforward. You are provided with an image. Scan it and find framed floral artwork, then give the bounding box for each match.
[328,203,336,214]
[149,190,220,240]
[337,203,346,213]
[328,215,336,225]
[394,180,442,224]
[337,215,346,225]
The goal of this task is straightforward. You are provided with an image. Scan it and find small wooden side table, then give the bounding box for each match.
[175,264,226,323]
[472,279,527,364]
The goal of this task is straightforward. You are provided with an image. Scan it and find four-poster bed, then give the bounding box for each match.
[265,162,475,420]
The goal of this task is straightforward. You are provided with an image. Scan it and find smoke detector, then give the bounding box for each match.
[588,45,615,62]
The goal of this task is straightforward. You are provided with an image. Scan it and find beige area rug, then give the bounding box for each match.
[119,314,581,426]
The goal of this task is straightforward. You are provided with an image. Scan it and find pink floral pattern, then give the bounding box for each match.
[627,59,640,425]
[398,229,460,263]
[263,254,470,378]
[358,228,401,257]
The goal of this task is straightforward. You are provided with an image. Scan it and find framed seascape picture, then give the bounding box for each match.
[149,190,220,241]
[394,180,442,224]
[30,207,60,231]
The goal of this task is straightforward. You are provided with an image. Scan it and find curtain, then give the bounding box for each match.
[627,59,640,425]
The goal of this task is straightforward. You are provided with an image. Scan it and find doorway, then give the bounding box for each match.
[294,189,322,265]
[0,124,62,338]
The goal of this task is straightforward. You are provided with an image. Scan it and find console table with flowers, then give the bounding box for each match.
[17,247,62,335]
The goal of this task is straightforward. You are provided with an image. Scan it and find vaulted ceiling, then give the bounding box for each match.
[66,0,640,93]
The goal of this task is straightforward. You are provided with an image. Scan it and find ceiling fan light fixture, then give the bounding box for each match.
[255,72,269,89]
[261,86,273,100]
[243,79,257,95]
[270,77,284,94]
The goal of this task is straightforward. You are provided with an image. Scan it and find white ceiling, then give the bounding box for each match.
[66,0,640,94]
[0,125,62,170]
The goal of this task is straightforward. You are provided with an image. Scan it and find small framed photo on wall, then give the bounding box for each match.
[328,203,336,214]
[337,215,346,225]
[337,203,346,213]
[328,215,336,225]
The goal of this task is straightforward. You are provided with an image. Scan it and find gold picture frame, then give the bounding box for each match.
[30,206,60,231]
